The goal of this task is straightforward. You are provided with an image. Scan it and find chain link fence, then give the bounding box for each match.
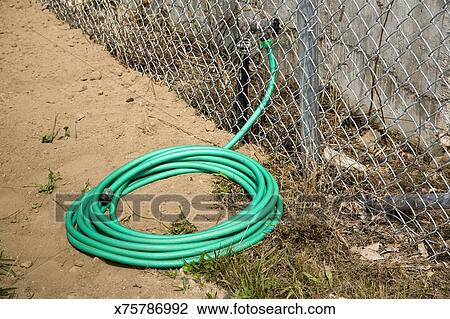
[40,0,450,259]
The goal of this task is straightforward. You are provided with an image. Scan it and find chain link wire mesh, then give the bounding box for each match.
[40,0,450,259]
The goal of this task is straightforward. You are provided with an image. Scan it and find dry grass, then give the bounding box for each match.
[185,216,450,298]
[184,159,450,298]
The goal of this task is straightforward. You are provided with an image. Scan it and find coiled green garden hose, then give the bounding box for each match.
[65,39,283,268]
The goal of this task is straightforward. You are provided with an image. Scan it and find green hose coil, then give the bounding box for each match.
[65,39,283,268]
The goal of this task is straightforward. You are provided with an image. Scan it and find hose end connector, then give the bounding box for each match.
[99,188,114,206]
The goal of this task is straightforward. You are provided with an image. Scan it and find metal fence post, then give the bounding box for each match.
[296,0,320,167]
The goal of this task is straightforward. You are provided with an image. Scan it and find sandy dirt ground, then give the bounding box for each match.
[0,0,263,298]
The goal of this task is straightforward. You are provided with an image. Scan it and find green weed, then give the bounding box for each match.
[63,126,70,138]
[169,214,197,235]
[37,169,61,194]
[0,252,15,299]
[41,115,59,143]
[173,277,190,292]
[80,179,91,194]
[162,269,178,280]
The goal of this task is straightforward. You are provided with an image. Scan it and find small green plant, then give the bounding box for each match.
[182,253,218,278]
[324,267,333,288]
[80,179,91,194]
[37,169,61,194]
[206,291,218,299]
[173,277,190,292]
[63,126,70,138]
[0,287,16,298]
[0,252,14,276]
[41,115,59,143]
[169,214,197,235]
[0,252,16,299]
[162,269,178,280]
[213,174,234,194]
[302,271,319,284]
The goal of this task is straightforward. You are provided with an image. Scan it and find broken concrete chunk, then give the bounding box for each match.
[437,132,450,148]
[323,147,367,173]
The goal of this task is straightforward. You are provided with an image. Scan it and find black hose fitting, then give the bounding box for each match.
[250,17,282,40]
[235,37,251,135]
[99,188,114,206]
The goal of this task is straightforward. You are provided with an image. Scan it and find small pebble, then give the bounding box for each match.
[69,266,79,273]
[205,122,216,132]
[89,71,102,81]
[20,261,33,269]
[130,74,139,82]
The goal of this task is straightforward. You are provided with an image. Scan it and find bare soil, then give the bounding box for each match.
[0,0,270,298]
